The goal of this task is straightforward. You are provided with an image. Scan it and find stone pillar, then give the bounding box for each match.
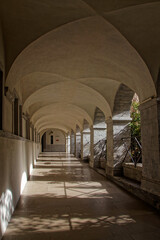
[38,133,40,143]
[93,127,107,168]
[81,131,83,160]
[34,128,37,142]
[83,131,90,159]
[106,118,131,176]
[76,133,81,158]
[74,132,76,156]
[66,135,70,153]
[106,119,114,175]
[26,119,30,140]
[19,105,22,137]
[32,127,34,141]
[89,125,94,168]
[139,98,160,196]
[70,132,75,155]
[14,98,19,135]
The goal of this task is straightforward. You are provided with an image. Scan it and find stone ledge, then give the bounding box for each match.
[0,130,35,142]
[108,175,160,211]
[123,162,142,182]
[93,168,160,211]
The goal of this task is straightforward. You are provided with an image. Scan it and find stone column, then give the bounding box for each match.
[83,131,90,159]
[19,105,22,137]
[34,129,37,142]
[38,133,40,143]
[81,131,83,160]
[89,125,94,168]
[93,127,107,168]
[32,127,34,141]
[139,98,160,196]
[70,132,75,155]
[66,135,70,153]
[74,132,76,156]
[76,133,81,158]
[106,118,131,176]
[26,119,30,140]
[106,119,114,175]
[14,98,19,135]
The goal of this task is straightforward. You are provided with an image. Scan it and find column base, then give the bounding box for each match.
[141,177,160,197]
[106,166,123,176]
[89,160,94,168]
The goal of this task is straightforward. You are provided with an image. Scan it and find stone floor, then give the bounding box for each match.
[2,153,160,240]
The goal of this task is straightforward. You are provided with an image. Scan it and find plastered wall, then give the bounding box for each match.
[44,129,65,152]
[0,135,40,239]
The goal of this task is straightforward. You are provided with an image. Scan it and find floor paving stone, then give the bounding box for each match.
[2,153,160,240]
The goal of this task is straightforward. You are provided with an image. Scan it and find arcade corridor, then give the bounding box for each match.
[2,153,160,240]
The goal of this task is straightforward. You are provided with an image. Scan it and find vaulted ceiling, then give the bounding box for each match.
[0,0,159,133]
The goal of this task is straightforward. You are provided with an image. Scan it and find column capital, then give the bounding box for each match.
[105,117,113,124]
[90,125,93,131]
[139,97,157,111]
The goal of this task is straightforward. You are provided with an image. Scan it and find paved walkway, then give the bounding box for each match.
[3,153,160,240]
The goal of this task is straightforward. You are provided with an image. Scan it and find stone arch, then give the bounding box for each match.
[113,84,134,120]
[94,107,106,127]
[106,83,138,176]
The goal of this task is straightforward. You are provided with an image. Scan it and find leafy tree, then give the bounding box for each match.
[130,100,141,139]
[129,95,141,164]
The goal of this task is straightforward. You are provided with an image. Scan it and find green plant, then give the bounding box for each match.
[129,98,142,164]
[130,101,141,139]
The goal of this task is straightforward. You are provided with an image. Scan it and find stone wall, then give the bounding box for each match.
[140,98,160,196]
[123,163,142,182]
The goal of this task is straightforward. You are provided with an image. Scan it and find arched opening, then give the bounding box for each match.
[76,125,81,158]
[41,129,66,152]
[106,83,135,176]
[82,119,90,161]
[93,107,107,169]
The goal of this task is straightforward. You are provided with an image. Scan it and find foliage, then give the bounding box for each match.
[129,97,142,164]
[130,101,141,139]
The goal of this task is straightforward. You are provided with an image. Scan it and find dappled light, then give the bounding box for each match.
[3,153,160,240]
[5,213,135,235]
[0,189,14,236]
